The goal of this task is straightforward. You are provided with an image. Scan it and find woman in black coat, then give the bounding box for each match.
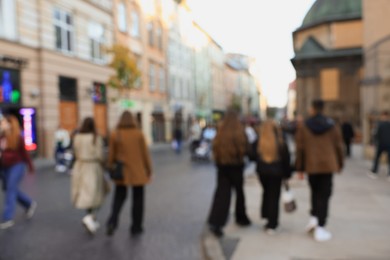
[255,119,292,234]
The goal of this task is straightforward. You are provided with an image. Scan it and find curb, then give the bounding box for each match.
[201,225,226,260]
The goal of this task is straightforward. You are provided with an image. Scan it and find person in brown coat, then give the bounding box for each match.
[207,109,251,237]
[106,111,152,236]
[296,99,344,242]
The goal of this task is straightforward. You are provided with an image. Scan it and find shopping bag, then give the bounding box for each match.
[171,140,178,150]
[282,181,297,213]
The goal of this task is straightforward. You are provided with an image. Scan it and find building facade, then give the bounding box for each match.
[113,0,169,144]
[0,0,115,157]
[166,0,195,138]
[361,0,390,155]
[291,0,363,127]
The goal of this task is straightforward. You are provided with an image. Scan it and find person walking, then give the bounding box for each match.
[295,99,344,242]
[71,117,108,235]
[54,125,70,173]
[255,119,291,234]
[368,111,390,180]
[0,115,37,230]
[341,119,355,157]
[106,111,152,236]
[207,109,251,237]
[173,125,183,154]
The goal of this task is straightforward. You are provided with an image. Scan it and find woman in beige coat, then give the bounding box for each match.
[71,117,107,235]
[106,111,152,236]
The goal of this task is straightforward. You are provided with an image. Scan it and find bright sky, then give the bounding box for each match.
[187,0,316,108]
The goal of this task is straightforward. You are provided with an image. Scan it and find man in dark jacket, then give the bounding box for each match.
[368,111,390,180]
[296,99,344,242]
[341,120,355,157]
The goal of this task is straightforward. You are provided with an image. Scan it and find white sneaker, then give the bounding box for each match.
[56,165,67,173]
[314,227,332,242]
[367,172,378,180]
[265,228,276,235]
[27,202,37,219]
[305,216,318,233]
[0,220,15,230]
[82,215,97,234]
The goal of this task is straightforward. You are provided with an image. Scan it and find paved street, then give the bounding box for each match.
[204,145,390,260]
[0,148,216,260]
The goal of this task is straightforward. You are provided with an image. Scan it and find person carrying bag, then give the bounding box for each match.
[106,111,152,237]
[255,119,292,235]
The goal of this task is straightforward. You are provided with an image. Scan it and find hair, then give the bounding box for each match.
[312,99,325,113]
[382,110,390,117]
[216,108,244,140]
[3,115,21,150]
[257,119,284,163]
[117,110,137,129]
[79,117,97,144]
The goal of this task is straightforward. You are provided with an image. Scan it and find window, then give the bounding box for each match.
[59,76,77,101]
[149,62,155,91]
[156,25,162,50]
[147,22,154,47]
[0,0,17,40]
[54,8,74,52]
[159,67,165,92]
[130,10,140,38]
[88,22,104,61]
[117,2,127,32]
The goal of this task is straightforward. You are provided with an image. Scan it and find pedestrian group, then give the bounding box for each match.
[207,99,345,242]
[1,100,389,244]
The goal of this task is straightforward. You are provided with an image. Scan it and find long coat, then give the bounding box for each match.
[107,128,152,186]
[71,134,107,209]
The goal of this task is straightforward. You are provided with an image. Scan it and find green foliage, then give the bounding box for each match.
[107,44,141,92]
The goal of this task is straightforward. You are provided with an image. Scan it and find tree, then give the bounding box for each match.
[107,44,141,98]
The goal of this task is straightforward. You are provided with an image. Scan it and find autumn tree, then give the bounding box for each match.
[107,44,141,98]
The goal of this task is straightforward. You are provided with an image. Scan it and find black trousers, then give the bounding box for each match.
[258,174,283,229]
[308,174,333,227]
[107,185,144,230]
[208,165,249,228]
[344,139,352,157]
[371,144,390,174]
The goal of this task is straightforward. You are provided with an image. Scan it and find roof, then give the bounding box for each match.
[300,0,362,29]
[292,36,362,61]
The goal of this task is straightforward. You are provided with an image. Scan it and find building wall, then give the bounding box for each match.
[294,24,331,51]
[332,21,363,49]
[362,0,390,157]
[294,20,363,51]
[363,0,390,49]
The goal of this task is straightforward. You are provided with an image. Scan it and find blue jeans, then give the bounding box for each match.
[1,163,32,221]
[371,145,390,175]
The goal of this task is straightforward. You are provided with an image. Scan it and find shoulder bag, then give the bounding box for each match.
[109,131,124,181]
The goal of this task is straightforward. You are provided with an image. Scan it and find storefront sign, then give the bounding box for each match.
[0,68,21,105]
[93,82,107,104]
[19,108,38,152]
[0,55,28,68]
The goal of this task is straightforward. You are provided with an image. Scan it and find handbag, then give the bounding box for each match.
[109,160,124,181]
[282,181,297,213]
[109,131,124,181]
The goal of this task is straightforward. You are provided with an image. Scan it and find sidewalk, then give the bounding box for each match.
[202,145,390,260]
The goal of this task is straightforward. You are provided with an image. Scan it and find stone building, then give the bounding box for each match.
[291,0,363,127]
[361,0,390,155]
[0,0,115,157]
